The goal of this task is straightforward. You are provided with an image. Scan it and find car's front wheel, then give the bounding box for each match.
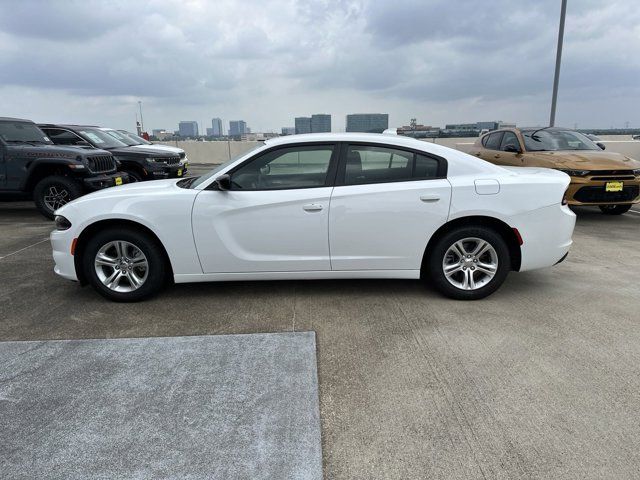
[599,204,632,215]
[82,227,167,302]
[33,175,83,219]
[427,226,511,300]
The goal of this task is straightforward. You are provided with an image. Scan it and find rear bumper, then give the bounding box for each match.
[513,203,576,272]
[83,172,130,191]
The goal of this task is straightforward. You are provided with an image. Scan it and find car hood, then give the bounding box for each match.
[10,144,110,158]
[129,144,184,154]
[107,146,177,158]
[523,150,640,170]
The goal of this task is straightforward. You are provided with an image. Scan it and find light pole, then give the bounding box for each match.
[549,0,567,127]
[138,101,144,133]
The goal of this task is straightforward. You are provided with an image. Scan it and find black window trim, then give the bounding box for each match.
[334,142,448,187]
[211,141,340,191]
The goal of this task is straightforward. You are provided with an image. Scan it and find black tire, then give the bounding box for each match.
[124,169,144,182]
[82,227,167,302]
[599,204,632,215]
[426,226,511,300]
[33,175,83,220]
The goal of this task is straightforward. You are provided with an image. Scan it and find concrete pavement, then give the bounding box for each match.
[1,192,640,479]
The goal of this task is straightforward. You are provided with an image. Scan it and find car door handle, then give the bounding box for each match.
[420,195,440,203]
[303,203,323,212]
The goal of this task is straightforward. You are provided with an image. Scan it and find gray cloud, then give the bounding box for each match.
[0,0,638,131]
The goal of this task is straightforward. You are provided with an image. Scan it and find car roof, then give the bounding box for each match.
[0,117,34,123]
[38,124,100,129]
[265,132,443,151]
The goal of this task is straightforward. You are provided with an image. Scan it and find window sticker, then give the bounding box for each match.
[80,131,104,144]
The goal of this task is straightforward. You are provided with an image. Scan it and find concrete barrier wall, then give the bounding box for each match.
[156,137,640,165]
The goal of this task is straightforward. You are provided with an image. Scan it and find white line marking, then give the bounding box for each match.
[0,238,49,260]
[628,210,640,216]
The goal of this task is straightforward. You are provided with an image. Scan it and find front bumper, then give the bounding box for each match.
[147,161,188,179]
[83,172,131,191]
[566,174,640,206]
[51,227,78,281]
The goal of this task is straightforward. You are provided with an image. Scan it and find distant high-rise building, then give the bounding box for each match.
[178,121,199,137]
[311,114,331,133]
[295,117,311,134]
[211,117,223,137]
[281,127,296,136]
[229,120,248,137]
[345,114,389,133]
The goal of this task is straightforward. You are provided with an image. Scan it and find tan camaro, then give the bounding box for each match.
[469,127,640,215]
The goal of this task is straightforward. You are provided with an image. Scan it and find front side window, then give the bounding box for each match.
[231,145,334,190]
[343,145,440,185]
[483,132,503,150]
[500,132,521,151]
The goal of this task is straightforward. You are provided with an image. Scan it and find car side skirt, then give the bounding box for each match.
[174,269,421,283]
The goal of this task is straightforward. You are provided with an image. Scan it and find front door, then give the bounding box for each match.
[192,143,337,273]
[329,143,451,271]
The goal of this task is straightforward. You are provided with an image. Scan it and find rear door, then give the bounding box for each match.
[328,143,451,271]
[478,131,503,163]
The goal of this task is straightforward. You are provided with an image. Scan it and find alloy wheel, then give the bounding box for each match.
[94,240,149,292]
[442,237,498,290]
[43,186,70,211]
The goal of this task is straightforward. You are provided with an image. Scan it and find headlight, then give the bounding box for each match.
[633,169,640,176]
[558,169,590,177]
[146,157,168,163]
[55,215,72,230]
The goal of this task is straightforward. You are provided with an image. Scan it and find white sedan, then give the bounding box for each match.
[51,133,576,301]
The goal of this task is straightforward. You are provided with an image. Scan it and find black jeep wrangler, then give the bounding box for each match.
[0,117,128,219]
[39,124,187,182]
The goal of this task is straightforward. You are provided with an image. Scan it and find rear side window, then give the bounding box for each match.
[483,132,503,150]
[343,145,442,185]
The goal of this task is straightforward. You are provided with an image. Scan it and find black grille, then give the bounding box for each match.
[574,185,639,203]
[160,156,181,165]
[86,155,116,173]
[590,170,634,176]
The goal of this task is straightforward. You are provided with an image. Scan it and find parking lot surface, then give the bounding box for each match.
[1,168,640,479]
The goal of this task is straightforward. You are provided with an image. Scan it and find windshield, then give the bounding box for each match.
[77,128,128,149]
[103,129,138,146]
[522,129,600,152]
[189,145,263,189]
[0,121,52,144]
[119,130,152,145]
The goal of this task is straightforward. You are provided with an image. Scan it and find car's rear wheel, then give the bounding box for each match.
[599,204,632,215]
[427,226,511,300]
[33,175,83,219]
[82,227,166,302]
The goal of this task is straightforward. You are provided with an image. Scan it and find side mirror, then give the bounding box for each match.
[503,144,521,153]
[596,142,605,150]
[212,174,231,191]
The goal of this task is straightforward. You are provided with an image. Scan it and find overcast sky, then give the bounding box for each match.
[1,0,638,133]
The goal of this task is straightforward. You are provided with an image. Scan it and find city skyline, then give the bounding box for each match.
[4,1,637,132]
